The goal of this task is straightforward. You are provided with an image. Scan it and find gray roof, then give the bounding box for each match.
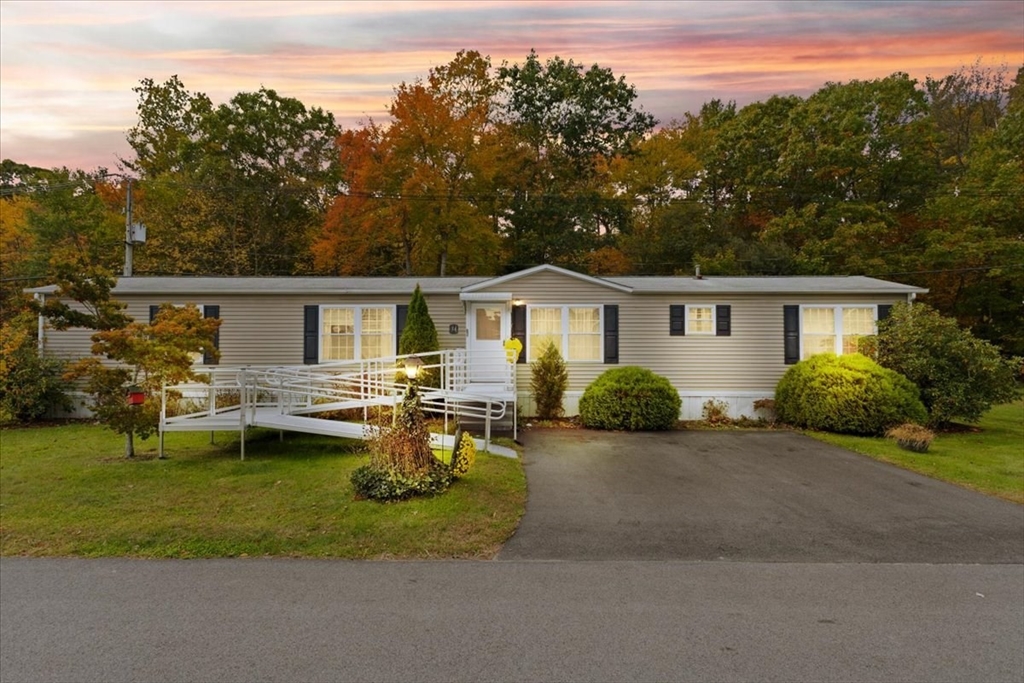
[605,275,926,295]
[26,273,926,296]
[27,276,488,296]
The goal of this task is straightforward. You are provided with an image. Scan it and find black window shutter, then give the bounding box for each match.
[149,305,160,323]
[202,305,220,365]
[716,305,731,337]
[877,304,892,322]
[396,305,408,354]
[303,305,319,365]
[604,304,619,364]
[783,305,800,365]
[670,305,685,336]
[511,305,527,364]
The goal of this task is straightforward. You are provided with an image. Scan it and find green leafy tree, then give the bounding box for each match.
[866,303,1022,426]
[123,77,340,275]
[496,51,656,270]
[530,342,568,419]
[38,266,220,457]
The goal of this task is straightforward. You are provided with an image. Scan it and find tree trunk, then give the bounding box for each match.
[124,431,135,459]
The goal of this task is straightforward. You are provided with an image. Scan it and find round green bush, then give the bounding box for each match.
[775,353,927,436]
[578,366,681,431]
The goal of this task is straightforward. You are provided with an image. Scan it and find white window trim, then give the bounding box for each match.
[684,304,717,336]
[526,304,604,363]
[798,304,877,359]
[318,304,396,362]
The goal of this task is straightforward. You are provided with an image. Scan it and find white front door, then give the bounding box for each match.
[467,303,508,383]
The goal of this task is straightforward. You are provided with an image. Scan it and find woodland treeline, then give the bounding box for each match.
[1,51,1021,353]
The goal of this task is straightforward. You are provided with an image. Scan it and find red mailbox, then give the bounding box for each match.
[126,385,145,406]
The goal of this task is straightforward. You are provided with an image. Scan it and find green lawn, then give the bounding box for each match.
[808,402,1024,504]
[0,424,526,558]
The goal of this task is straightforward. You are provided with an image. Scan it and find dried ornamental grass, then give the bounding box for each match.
[885,423,936,453]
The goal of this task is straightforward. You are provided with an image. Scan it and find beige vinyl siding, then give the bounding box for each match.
[474,269,632,391]
[474,270,906,393]
[624,293,903,392]
[39,271,906,395]
[40,292,467,367]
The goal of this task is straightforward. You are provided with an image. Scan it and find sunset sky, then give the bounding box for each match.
[1,0,1022,171]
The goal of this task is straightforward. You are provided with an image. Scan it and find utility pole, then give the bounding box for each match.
[123,179,134,277]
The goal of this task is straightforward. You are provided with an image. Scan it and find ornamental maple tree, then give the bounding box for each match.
[38,264,220,458]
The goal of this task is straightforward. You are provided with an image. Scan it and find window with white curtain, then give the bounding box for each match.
[801,305,875,359]
[321,306,393,361]
[528,305,602,361]
[686,306,715,335]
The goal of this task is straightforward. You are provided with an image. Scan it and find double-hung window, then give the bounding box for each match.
[801,305,876,359]
[528,305,602,362]
[686,306,715,335]
[320,306,394,361]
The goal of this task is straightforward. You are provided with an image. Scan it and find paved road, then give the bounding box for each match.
[499,429,1024,562]
[2,558,1023,683]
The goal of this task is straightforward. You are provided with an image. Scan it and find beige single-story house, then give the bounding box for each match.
[29,264,926,420]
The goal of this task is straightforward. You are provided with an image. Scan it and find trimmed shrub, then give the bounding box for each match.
[775,353,927,436]
[531,342,568,419]
[885,423,935,453]
[864,302,1022,426]
[578,366,681,431]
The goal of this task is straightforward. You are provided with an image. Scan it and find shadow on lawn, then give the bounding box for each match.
[154,428,367,465]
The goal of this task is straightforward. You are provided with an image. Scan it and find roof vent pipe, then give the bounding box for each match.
[694,264,703,280]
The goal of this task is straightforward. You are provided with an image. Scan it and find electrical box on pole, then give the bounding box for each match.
[122,179,146,276]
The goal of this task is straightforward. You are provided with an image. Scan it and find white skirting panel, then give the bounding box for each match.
[518,390,777,421]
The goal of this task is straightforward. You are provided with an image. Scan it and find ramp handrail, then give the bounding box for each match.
[159,347,518,455]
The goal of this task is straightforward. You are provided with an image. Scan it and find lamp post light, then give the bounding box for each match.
[403,355,424,386]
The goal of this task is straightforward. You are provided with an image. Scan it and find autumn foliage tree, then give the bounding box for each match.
[39,265,220,458]
[315,51,502,276]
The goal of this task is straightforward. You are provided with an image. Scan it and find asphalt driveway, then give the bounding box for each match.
[497,429,1024,563]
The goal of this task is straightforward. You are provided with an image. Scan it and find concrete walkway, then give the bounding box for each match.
[498,429,1024,562]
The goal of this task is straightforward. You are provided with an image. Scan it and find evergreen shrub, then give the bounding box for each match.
[775,353,927,435]
[399,284,440,387]
[530,342,568,419]
[578,366,681,431]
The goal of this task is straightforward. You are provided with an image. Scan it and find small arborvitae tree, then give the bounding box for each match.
[37,264,220,458]
[531,342,568,419]
[868,303,1022,426]
[399,284,440,385]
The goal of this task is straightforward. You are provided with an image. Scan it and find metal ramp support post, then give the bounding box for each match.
[239,370,247,461]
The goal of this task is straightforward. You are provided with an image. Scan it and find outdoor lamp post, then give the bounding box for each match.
[403,355,424,384]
